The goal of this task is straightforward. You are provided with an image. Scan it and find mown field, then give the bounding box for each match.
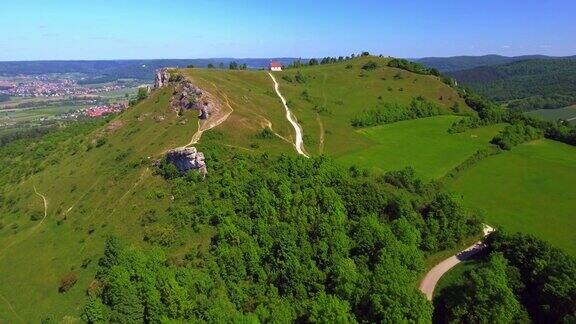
[527,104,576,125]
[449,139,576,255]
[336,115,504,179]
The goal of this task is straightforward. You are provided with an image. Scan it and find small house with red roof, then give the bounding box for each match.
[269,61,282,71]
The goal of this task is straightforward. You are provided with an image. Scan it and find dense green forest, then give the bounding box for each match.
[415,55,556,72]
[81,148,483,322]
[435,231,576,323]
[448,58,576,110]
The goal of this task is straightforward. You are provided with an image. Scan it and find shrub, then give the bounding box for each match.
[388,58,432,75]
[143,224,177,246]
[169,74,184,82]
[361,61,378,70]
[351,96,442,127]
[256,128,275,140]
[281,75,293,83]
[95,137,106,148]
[295,71,306,83]
[59,272,77,293]
[491,123,543,150]
[30,211,43,221]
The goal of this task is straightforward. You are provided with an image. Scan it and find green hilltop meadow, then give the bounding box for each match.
[0,56,574,322]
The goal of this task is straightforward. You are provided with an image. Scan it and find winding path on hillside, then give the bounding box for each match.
[419,225,495,300]
[33,185,48,228]
[185,85,234,147]
[268,73,309,158]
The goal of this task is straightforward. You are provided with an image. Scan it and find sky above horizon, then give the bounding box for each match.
[1,0,575,61]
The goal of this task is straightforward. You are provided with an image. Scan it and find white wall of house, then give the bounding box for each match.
[270,66,282,71]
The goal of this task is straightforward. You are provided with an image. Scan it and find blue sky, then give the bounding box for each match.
[1,0,574,61]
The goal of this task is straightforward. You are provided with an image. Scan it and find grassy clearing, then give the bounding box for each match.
[449,139,576,255]
[337,115,504,179]
[527,104,576,125]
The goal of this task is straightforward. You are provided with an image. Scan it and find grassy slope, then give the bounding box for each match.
[449,139,576,255]
[273,56,472,157]
[0,87,209,321]
[337,116,504,180]
[0,67,303,321]
[180,68,295,155]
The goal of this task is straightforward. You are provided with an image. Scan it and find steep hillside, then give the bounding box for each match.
[180,56,473,156]
[1,56,574,321]
[0,56,478,321]
[447,57,576,110]
[0,85,250,320]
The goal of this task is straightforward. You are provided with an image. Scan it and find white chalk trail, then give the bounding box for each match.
[268,73,309,158]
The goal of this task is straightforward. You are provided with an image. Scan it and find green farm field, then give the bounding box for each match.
[527,104,576,125]
[336,115,504,179]
[0,105,81,123]
[449,139,576,255]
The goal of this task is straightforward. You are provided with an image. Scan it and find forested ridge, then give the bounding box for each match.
[448,57,576,111]
[82,148,483,322]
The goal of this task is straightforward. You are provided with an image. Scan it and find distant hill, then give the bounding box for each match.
[414,54,558,72]
[0,58,303,82]
[446,57,576,111]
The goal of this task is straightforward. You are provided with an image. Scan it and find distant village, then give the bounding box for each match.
[0,75,126,97]
[57,102,128,120]
[0,74,145,127]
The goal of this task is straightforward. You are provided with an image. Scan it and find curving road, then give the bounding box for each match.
[268,73,309,158]
[419,225,494,300]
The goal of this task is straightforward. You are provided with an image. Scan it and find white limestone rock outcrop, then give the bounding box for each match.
[165,147,207,176]
[155,69,170,88]
[172,81,214,120]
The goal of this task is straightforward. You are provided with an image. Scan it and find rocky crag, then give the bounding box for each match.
[154,68,215,120]
[171,80,214,120]
[165,146,207,177]
[154,69,170,88]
